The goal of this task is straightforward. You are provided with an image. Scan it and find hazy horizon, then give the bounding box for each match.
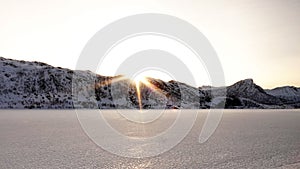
[0,0,299,88]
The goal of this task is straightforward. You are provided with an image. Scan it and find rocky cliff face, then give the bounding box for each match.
[0,57,299,109]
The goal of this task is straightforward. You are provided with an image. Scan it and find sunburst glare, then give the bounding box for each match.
[133,74,168,110]
[133,75,148,110]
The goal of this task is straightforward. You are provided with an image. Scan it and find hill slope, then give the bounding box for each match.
[0,57,299,109]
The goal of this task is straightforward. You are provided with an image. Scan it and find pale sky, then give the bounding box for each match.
[0,0,299,89]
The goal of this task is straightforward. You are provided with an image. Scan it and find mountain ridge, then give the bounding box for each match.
[0,57,299,109]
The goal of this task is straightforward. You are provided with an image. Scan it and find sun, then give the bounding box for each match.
[130,70,173,110]
[133,74,148,85]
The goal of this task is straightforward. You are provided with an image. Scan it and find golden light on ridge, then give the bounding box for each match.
[93,73,169,110]
[133,74,167,110]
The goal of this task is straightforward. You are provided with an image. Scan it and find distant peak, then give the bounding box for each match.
[234,79,254,86]
[242,78,254,83]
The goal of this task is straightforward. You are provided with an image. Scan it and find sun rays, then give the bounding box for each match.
[93,74,167,110]
[133,76,167,110]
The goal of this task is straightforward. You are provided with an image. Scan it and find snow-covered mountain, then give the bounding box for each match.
[226,79,286,108]
[266,86,300,107]
[0,57,74,108]
[0,57,299,109]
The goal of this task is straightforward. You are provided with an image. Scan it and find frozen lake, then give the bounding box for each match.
[0,110,299,168]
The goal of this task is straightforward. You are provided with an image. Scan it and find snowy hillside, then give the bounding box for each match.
[227,79,284,106]
[0,57,74,108]
[266,86,300,106]
[0,57,299,109]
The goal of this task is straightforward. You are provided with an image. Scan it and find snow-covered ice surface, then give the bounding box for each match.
[0,109,299,169]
